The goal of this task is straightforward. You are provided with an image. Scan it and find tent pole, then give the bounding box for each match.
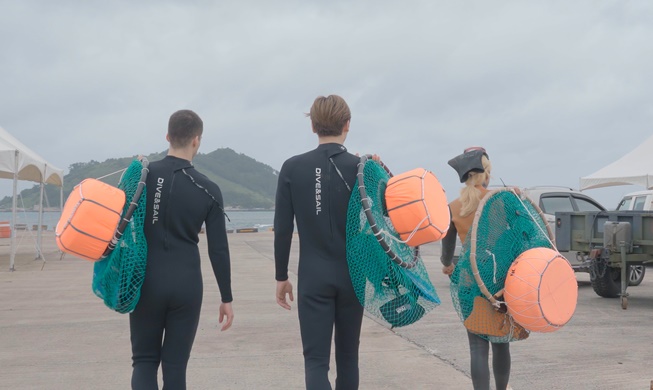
[44,184,51,208]
[37,181,44,260]
[58,186,64,260]
[10,150,18,271]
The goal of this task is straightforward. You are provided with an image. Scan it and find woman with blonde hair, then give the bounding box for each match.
[440,147,512,390]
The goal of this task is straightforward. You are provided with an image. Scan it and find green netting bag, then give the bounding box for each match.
[92,158,148,314]
[451,188,554,342]
[346,155,440,328]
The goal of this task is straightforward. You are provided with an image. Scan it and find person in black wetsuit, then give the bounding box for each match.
[275,95,366,390]
[130,109,234,390]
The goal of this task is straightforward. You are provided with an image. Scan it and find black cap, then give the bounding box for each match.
[448,149,489,183]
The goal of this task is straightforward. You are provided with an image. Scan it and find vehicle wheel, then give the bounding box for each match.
[628,265,645,286]
[590,261,621,298]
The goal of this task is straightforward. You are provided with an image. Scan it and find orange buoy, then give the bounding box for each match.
[0,221,11,238]
[504,247,577,333]
[56,179,126,261]
[385,168,449,247]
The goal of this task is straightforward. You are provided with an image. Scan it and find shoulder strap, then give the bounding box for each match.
[329,157,351,192]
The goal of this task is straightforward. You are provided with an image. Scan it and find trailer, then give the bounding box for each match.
[555,210,653,309]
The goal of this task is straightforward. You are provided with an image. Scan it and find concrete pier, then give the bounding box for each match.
[1,231,652,389]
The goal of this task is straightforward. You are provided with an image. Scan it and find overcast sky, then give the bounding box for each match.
[1,0,652,207]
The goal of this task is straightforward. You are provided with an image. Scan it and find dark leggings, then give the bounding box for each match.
[129,275,203,390]
[467,331,511,390]
[298,269,364,390]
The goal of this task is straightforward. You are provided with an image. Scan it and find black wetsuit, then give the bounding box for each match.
[274,143,364,390]
[130,155,232,390]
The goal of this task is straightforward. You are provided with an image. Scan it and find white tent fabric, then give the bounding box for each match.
[0,126,64,270]
[580,134,653,191]
[0,126,64,185]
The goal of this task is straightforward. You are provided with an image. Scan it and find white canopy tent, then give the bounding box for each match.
[0,126,64,270]
[580,134,653,191]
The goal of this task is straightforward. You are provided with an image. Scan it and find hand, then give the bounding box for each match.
[276,280,294,310]
[442,264,455,276]
[218,302,234,331]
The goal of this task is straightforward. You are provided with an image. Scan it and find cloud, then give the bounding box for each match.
[0,0,652,207]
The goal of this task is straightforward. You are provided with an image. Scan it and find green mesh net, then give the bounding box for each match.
[346,157,439,328]
[92,159,148,314]
[451,189,553,342]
